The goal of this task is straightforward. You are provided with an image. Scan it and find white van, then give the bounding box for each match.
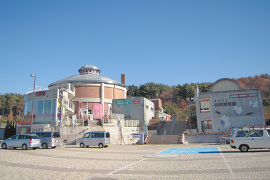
[230,128,270,152]
[80,131,110,148]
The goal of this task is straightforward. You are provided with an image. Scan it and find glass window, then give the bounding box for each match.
[10,135,17,140]
[249,130,263,137]
[36,100,44,121]
[43,100,52,121]
[236,131,249,137]
[201,120,212,132]
[30,135,39,139]
[83,133,90,138]
[24,103,27,116]
[51,99,56,121]
[200,101,210,112]
[98,133,104,138]
[44,100,52,114]
[106,132,110,138]
[53,132,60,138]
[18,135,26,139]
[91,133,97,138]
[27,101,32,118]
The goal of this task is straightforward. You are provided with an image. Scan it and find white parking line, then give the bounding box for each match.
[107,158,146,175]
[218,147,235,178]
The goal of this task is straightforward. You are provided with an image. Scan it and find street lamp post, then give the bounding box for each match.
[186,97,191,133]
[30,74,36,133]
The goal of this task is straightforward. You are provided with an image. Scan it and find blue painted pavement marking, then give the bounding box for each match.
[158,147,220,155]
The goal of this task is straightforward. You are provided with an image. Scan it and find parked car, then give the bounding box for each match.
[34,132,61,149]
[80,131,110,148]
[1,134,41,150]
[230,128,270,152]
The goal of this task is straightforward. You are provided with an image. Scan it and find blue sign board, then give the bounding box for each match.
[116,99,140,105]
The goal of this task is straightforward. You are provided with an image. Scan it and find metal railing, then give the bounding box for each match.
[49,83,75,96]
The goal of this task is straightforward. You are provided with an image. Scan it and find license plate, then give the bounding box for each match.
[55,140,59,142]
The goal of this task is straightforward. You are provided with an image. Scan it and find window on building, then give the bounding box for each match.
[200,101,210,112]
[51,99,56,121]
[201,120,212,132]
[36,100,44,121]
[43,100,52,121]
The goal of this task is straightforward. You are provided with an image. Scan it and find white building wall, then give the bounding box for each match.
[112,97,155,128]
[197,89,265,132]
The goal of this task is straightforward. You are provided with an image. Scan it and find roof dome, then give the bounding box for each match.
[78,65,101,75]
[48,65,127,88]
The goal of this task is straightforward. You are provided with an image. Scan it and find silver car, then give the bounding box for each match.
[35,132,61,149]
[1,134,41,150]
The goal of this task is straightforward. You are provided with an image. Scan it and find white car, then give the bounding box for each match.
[230,128,270,152]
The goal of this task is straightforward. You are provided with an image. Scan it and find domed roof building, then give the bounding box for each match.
[49,65,127,119]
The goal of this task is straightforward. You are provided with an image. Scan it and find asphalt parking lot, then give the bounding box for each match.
[0,143,270,180]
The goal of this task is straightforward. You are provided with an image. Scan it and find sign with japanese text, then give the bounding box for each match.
[116,99,140,105]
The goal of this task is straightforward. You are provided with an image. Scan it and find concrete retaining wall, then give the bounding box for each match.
[185,133,229,143]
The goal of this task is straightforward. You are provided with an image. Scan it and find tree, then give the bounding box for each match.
[163,102,179,117]
[0,95,5,117]
[127,85,140,98]
[4,121,16,139]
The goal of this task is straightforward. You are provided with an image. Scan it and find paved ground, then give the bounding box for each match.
[0,143,270,179]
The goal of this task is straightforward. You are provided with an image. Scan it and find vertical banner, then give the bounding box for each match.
[93,104,103,119]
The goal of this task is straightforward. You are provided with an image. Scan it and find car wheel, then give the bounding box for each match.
[2,143,7,149]
[33,148,37,150]
[240,145,249,152]
[51,146,56,149]
[98,143,103,148]
[42,143,48,149]
[22,144,27,150]
[80,143,84,148]
[13,147,16,149]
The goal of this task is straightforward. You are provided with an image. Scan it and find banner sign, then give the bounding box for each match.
[116,99,140,105]
[93,104,103,119]
[18,120,32,125]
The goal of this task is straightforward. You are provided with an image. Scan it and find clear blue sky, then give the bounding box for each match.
[1,0,269,95]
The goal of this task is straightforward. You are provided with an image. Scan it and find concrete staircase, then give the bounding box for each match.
[148,121,187,144]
